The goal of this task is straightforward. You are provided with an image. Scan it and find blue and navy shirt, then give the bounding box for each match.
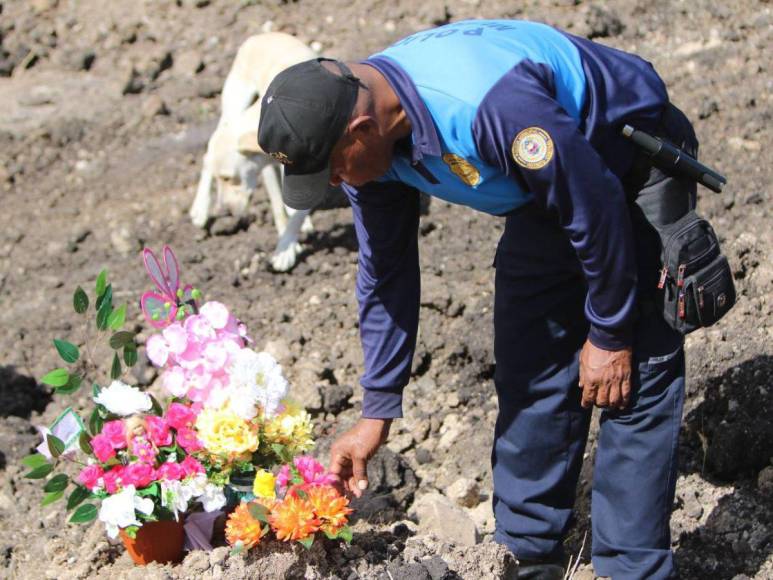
[343,20,669,419]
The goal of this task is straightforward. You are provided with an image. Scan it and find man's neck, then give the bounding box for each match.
[350,63,412,145]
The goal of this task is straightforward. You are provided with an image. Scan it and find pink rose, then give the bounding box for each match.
[180,455,205,477]
[157,462,185,481]
[101,420,127,450]
[145,415,172,447]
[165,402,196,430]
[77,464,104,490]
[123,462,156,489]
[102,466,125,494]
[90,434,116,463]
[294,456,337,487]
[176,427,203,453]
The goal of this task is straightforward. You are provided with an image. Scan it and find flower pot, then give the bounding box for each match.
[120,519,185,565]
[225,472,256,507]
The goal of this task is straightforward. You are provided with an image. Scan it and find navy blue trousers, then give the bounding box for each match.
[491,204,685,579]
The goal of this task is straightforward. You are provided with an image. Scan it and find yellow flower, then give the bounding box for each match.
[269,494,320,541]
[195,407,258,459]
[263,401,314,454]
[252,469,276,499]
[225,502,268,549]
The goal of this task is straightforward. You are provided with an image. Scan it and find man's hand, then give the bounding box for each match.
[579,339,633,410]
[329,418,391,498]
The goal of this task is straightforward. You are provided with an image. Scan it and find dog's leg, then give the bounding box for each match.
[261,163,288,236]
[271,208,308,272]
[190,154,213,228]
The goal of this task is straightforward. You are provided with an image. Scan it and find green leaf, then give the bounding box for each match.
[124,343,138,367]
[41,490,65,506]
[78,431,93,455]
[47,434,66,458]
[123,525,139,539]
[21,454,49,469]
[56,374,82,395]
[248,502,270,523]
[336,526,353,543]
[43,473,70,493]
[25,464,54,479]
[109,331,134,350]
[107,304,127,330]
[92,383,101,398]
[53,339,80,364]
[137,483,159,497]
[95,269,108,299]
[295,488,308,500]
[88,408,103,436]
[110,352,121,379]
[96,300,112,330]
[73,286,89,314]
[298,535,314,550]
[69,503,98,524]
[67,486,91,511]
[41,368,69,387]
[96,282,112,310]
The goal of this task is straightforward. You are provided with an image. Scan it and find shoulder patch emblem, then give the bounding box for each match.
[268,151,292,165]
[442,153,481,186]
[511,127,554,170]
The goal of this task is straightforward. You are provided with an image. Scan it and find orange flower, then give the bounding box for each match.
[306,485,353,535]
[225,502,268,549]
[269,494,321,541]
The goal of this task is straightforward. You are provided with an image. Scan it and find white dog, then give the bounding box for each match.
[189,33,318,272]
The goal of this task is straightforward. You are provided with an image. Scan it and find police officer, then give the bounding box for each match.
[258,19,697,579]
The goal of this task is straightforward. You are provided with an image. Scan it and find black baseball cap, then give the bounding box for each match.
[258,58,362,210]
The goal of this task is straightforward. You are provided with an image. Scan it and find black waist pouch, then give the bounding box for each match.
[655,210,736,334]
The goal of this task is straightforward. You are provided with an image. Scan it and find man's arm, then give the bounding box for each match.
[473,60,636,407]
[330,180,421,495]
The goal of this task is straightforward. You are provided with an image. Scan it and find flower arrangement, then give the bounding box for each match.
[225,456,353,551]
[22,245,352,563]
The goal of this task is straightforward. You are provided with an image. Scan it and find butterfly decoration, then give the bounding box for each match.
[140,246,201,328]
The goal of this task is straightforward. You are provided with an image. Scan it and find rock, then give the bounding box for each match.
[447,477,480,508]
[110,226,140,256]
[422,555,452,580]
[175,49,204,76]
[437,413,463,451]
[411,493,479,546]
[56,48,96,71]
[584,6,624,38]
[758,466,773,495]
[210,215,251,236]
[196,76,222,98]
[141,94,169,118]
[292,368,324,412]
[322,383,353,414]
[350,447,418,521]
[404,536,517,579]
[683,492,704,520]
[120,66,143,95]
[263,339,292,365]
[180,0,210,7]
[469,496,495,536]
[387,562,432,580]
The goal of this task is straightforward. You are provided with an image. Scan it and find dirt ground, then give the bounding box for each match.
[0,0,771,578]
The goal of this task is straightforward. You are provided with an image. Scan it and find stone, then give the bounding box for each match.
[141,94,169,118]
[263,339,292,365]
[322,383,353,414]
[120,66,143,95]
[387,562,432,580]
[757,466,773,495]
[293,369,324,412]
[110,226,140,256]
[422,555,451,580]
[469,496,496,536]
[437,413,463,451]
[411,493,479,546]
[174,49,204,76]
[447,477,480,508]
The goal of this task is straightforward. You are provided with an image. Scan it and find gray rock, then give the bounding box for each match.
[447,477,480,508]
[120,66,143,95]
[387,562,431,580]
[322,383,353,414]
[757,466,773,495]
[411,493,479,546]
[141,94,169,118]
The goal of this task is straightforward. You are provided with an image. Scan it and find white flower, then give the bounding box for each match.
[98,485,154,539]
[161,480,191,520]
[93,381,152,416]
[228,349,288,418]
[200,483,226,512]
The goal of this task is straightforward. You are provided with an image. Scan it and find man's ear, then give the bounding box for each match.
[348,115,377,139]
